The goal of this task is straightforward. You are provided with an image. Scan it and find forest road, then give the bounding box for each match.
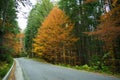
[16,58,120,80]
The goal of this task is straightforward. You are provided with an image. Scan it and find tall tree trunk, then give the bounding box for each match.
[63,45,66,64]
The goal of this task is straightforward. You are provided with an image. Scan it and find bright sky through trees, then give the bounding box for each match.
[17,0,37,31]
[17,0,59,31]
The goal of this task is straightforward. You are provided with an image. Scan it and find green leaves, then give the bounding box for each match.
[25,0,53,57]
[0,0,20,61]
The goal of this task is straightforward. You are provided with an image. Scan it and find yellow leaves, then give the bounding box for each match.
[3,32,22,56]
[42,7,69,27]
[13,41,21,53]
[33,43,45,51]
[87,4,120,51]
[33,7,78,60]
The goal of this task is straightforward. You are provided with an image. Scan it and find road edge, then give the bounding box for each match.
[2,60,15,80]
[14,59,24,80]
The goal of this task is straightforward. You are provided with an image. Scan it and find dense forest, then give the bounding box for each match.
[25,0,120,73]
[0,0,28,78]
[0,0,120,78]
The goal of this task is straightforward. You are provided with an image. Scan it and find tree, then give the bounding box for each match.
[87,1,120,72]
[24,0,53,57]
[59,0,104,65]
[0,0,20,61]
[33,7,78,65]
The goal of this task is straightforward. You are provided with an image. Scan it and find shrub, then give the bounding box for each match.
[81,64,91,70]
[0,63,10,78]
[89,55,103,70]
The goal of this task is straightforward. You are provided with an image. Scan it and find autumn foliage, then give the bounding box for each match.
[4,33,22,56]
[33,7,78,64]
[88,5,120,51]
[0,17,21,59]
[87,4,120,72]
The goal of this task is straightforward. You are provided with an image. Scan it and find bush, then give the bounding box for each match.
[81,64,91,70]
[0,54,13,64]
[0,62,11,79]
[89,55,103,70]
[0,54,13,79]
[20,52,27,57]
[102,66,111,73]
[75,65,81,69]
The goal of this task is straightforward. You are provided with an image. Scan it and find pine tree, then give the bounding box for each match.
[0,0,20,61]
[33,7,78,64]
[25,0,53,57]
[59,0,103,65]
[87,1,120,73]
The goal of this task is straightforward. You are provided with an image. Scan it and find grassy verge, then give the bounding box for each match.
[0,60,13,79]
[30,58,120,78]
[57,64,120,78]
[8,61,16,80]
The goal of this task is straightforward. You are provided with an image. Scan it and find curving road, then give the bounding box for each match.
[16,58,120,80]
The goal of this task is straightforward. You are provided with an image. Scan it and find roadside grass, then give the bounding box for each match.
[8,61,16,80]
[57,64,120,78]
[0,61,13,79]
[30,58,120,78]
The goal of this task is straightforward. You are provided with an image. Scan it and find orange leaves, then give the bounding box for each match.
[98,7,120,41]
[3,32,22,56]
[16,33,24,39]
[42,7,69,27]
[33,7,78,61]
[13,41,21,54]
[87,5,120,51]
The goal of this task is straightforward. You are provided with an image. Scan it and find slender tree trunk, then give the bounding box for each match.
[63,45,66,64]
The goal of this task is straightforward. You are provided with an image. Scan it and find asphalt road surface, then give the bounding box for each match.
[16,58,120,80]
